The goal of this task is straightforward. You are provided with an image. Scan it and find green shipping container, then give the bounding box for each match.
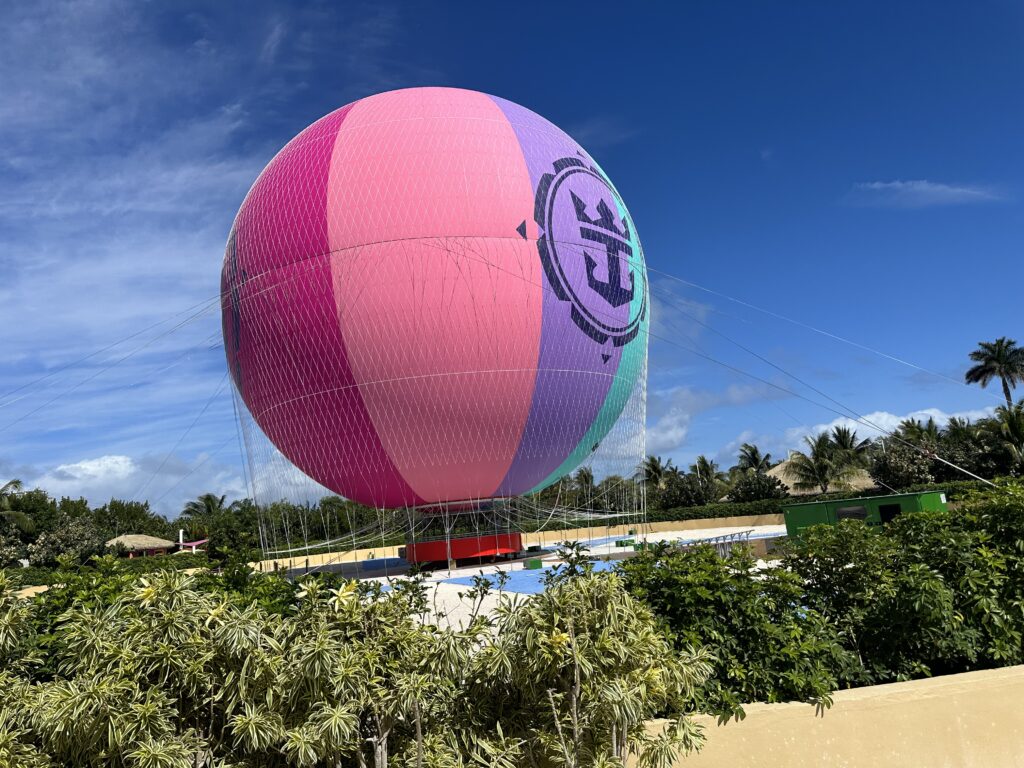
[783,490,948,538]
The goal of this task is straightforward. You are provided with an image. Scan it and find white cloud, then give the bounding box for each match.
[646,383,789,455]
[647,411,692,454]
[848,180,1002,208]
[785,406,997,448]
[25,453,246,517]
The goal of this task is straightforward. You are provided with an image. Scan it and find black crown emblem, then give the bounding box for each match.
[532,156,647,347]
[570,192,635,309]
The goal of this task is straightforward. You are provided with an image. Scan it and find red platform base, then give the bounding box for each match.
[404,533,523,563]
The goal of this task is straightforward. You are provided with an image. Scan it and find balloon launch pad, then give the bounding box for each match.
[222,87,648,565]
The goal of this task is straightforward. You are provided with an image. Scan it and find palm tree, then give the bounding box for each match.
[573,466,595,509]
[992,403,1024,470]
[897,417,941,444]
[639,455,674,490]
[181,492,238,537]
[830,426,872,467]
[0,479,33,534]
[736,443,772,473]
[965,337,1024,408]
[690,455,724,484]
[689,455,725,503]
[786,433,858,494]
[944,416,975,439]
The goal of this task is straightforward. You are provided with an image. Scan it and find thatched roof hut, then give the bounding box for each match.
[767,459,876,496]
[106,534,175,555]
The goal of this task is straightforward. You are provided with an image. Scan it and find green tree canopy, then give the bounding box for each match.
[735,443,772,473]
[786,432,860,494]
[965,336,1024,408]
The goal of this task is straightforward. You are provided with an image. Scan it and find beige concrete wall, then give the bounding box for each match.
[254,543,404,573]
[520,513,784,548]
[653,665,1024,768]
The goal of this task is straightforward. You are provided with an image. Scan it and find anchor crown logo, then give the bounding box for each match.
[570,192,635,309]
[532,156,647,347]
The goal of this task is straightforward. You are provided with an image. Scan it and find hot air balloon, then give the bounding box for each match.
[221,87,648,515]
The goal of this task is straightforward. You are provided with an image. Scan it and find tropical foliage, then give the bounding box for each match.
[785,483,1024,684]
[0,560,712,768]
[2,478,1023,765]
[734,443,772,473]
[725,470,789,503]
[621,544,845,720]
[627,483,1024,714]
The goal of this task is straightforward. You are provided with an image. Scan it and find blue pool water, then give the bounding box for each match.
[443,560,616,595]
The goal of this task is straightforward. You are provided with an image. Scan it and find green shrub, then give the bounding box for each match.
[626,482,1024,705]
[868,440,935,489]
[726,470,790,503]
[620,544,847,720]
[108,552,211,574]
[3,552,212,589]
[780,482,1024,685]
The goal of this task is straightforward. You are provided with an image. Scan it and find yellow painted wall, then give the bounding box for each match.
[520,513,783,548]
[253,543,404,573]
[649,665,1024,768]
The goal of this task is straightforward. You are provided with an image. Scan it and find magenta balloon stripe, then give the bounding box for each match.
[223,103,423,508]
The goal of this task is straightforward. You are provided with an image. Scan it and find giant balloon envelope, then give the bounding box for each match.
[222,87,648,508]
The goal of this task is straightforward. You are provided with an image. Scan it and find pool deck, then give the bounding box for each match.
[357,523,787,629]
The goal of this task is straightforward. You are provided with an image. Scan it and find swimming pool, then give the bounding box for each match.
[443,560,616,595]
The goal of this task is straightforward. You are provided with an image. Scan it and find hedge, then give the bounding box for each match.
[651,498,786,523]
[5,552,213,587]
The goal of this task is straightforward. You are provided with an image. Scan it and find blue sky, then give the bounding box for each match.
[1,1,1021,514]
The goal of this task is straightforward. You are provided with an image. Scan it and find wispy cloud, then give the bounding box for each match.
[260,18,287,64]
[647,383,790,454]
[847,179,1003,208]
[0,1,439,515]
[22,453,246,516]
[566,115,640,149]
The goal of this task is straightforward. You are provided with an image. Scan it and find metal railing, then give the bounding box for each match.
[675,529,754,558]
